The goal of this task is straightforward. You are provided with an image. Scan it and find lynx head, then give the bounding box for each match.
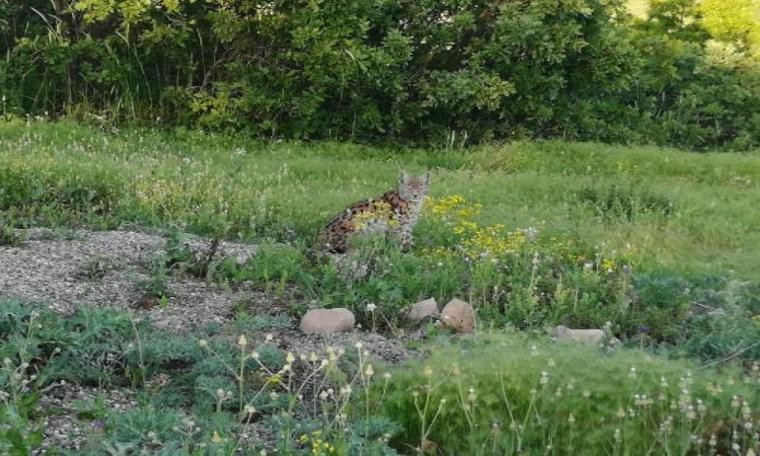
[398,171,431,204]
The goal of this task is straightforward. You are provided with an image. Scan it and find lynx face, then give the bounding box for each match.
[397,171,431,205]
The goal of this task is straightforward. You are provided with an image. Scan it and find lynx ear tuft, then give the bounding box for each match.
[424,171,431,186]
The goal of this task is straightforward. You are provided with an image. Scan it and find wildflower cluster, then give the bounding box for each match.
[299,431,336,455]
[542,236,637,275]
[461,223,529,258]
[423,195,534,259]
[428,195,482,219]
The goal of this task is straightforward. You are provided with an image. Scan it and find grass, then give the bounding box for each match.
[1,302,758,455]
[1,118,759,351]
[1,118,760,453]
[1,119,759,279]
[381,332,760,455]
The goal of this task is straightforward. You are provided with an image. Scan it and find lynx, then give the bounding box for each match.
[317,171,431,253]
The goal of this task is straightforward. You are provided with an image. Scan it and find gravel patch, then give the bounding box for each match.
[33,383,137,455]
[270,329,414,365]
[0,228,259,331]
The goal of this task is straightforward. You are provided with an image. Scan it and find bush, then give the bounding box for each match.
[674,280,760,365]
[3,0,757,149]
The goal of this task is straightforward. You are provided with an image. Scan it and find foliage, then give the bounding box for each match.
[1,0,758,149]
[0,301,402,454]
[699,0,760,58]
[4,300,756,454]
[0,398,44,456]
[138,256,172,304]
[0,223,24,247]
[674,280,760,365]
[625,0,760,150]
[377,333,760,455]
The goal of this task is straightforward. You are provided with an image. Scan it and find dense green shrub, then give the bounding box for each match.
[2,0,757,149]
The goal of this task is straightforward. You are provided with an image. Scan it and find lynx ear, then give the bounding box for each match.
[399,171,409,185]
[424,171,431,186]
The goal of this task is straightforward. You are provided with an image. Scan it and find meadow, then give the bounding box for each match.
[1,119,759,454]
[2,119,759,277]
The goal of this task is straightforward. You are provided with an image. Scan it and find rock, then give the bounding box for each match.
[300,308,355,334]
[153,318,172,330]
[403,298,439,323]
[440,298,475,333]
[551,325,620,346]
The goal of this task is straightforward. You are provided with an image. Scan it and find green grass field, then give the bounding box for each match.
[2,119,759,279]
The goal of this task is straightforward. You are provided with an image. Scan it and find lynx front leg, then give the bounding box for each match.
[399,227,413,252]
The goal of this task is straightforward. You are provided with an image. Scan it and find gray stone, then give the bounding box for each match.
[300,308,355,334]
[403,298,439,323]
[153,319,172,330]
[551,325,620,346]
[440,298,475,333]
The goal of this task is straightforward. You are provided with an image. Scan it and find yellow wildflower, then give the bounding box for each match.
[601,258,616,273]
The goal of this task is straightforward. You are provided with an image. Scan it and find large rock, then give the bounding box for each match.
[551,325,620,346]
[403,298,439,323]
[300,308,355,334]
[440,298,475,333]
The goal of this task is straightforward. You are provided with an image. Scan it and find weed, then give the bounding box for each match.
[163,228,195,271]
[136,257,171,307]
[0,393,44,455]
[231,313,292,335]
[0,222,23,247]
[72,395,108,421]
[32,227,83,241]
[578,183,675,224]
[77,256,114,281]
